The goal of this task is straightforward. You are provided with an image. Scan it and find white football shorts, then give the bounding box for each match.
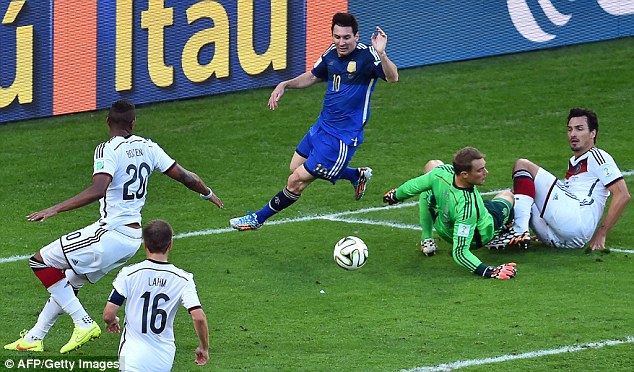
[530,168,600,248]
[40,222,142,283]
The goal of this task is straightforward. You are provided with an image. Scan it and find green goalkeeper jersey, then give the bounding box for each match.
[395,165,495,272]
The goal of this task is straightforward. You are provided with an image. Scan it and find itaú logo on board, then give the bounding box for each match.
[508,0,634,43]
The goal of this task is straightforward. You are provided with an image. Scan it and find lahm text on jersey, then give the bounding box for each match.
[126,148,144,158]
[149,277,167,287]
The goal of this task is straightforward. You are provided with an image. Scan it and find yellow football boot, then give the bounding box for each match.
[59,322,101,354]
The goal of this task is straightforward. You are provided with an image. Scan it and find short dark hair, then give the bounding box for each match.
[453,147,485,174]
[568,107,598,143]
[143,220,173,254]
[108,99,136,127]
[331,13,358,35]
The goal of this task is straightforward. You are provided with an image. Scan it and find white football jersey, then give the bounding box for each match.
[564,147,623,211]
[113,259,202,371]
[93,135,175,229]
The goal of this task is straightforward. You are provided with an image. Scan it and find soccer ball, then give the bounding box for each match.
[333,236,368,270]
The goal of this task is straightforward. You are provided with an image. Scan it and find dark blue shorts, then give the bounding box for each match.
[296,126,358,184]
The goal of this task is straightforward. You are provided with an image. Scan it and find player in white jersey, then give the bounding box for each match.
[104,220,209,371]
[5,100,223,354]
[492,108,630,249]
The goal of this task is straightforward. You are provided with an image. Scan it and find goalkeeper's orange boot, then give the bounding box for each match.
[486,230,531,250]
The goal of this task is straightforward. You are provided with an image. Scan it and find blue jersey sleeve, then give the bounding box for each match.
[367,46,387,81]
[311,45,333,80]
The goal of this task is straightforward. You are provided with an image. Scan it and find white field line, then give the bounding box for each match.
[2,176,634,263]
[0,254,31,264]
[400,336,634,372]
[174,200,422,239]
[321,216,421,230]
[610,248,633,254]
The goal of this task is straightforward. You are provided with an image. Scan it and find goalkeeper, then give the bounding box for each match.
[383,147,517,279]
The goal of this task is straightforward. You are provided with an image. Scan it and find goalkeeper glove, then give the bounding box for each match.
[483,262,517,280]
[383,188,400,205]
[420,238,438,256]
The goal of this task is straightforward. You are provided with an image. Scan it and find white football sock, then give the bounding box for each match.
[24,297,64,342]
[513,194,534,233]
[47,279,93,328]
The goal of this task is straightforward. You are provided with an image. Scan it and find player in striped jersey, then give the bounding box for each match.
[230,12,398,231]
[5,100,222,354]
[383,147,518,280]
[500,108,630,249]
[103,220,209,371]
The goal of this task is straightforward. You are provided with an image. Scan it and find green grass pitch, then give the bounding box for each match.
[1,37,633,371]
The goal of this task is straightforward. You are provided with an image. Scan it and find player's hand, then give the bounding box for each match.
[106,316,120,333]
[588,232,607,250]
[27,208,58,222]
[488,262,517,280]
[200,188,224,209]
[207,194,223,209]
[383,188,400,205]
[268,83,286,110]
[371,26,388,55]
[195,346,209,366]
[420,238,438,256]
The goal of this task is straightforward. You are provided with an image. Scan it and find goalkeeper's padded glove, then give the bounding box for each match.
[383,188,400,205]
[483,262,517,280]
[420,238,438,256]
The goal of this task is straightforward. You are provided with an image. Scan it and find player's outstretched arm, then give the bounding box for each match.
[27,174,111,222]
[449,224,517,279]
[103,302,121,333]
[190,308,209,366]
[419,194,435,242]
[165,164,223,209]
[371,26,398,83]
[268,71,321,110]
[589,179,630,250]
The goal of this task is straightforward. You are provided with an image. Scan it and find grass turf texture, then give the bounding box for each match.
[1,37,633,371]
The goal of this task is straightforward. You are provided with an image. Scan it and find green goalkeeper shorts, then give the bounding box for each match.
[484,197,514,235]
